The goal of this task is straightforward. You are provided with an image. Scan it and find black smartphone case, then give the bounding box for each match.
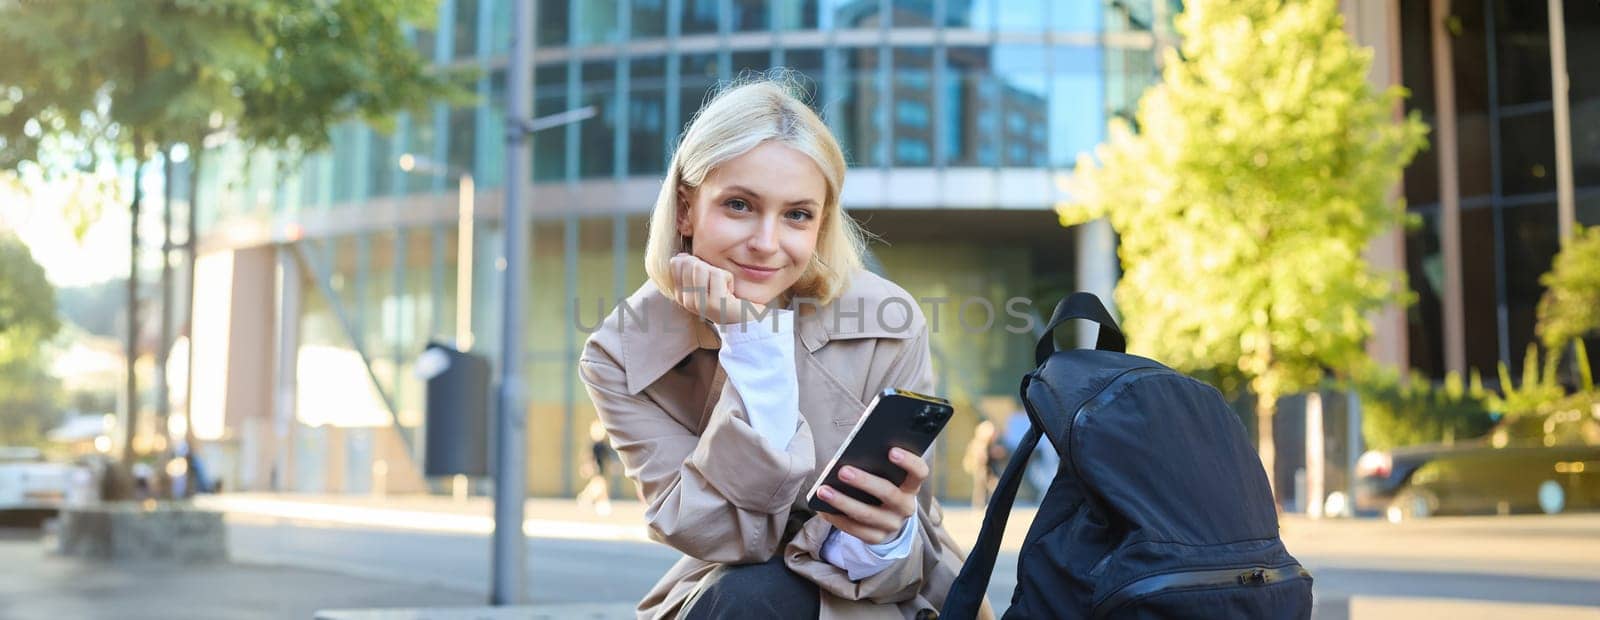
[805,388,954,515]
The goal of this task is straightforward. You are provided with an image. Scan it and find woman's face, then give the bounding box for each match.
[677,141,827,307]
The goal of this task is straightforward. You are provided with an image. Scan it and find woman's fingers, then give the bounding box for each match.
[817,511,889,546]
[818,484,905,537]
[836,465,916,519]
[890,448,930,495]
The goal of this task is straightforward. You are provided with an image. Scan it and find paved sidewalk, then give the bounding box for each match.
[0,527,482,620]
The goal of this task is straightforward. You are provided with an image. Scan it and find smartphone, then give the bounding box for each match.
[805,388,955,515]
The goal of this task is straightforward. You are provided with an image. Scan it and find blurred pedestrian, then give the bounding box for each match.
[577,419,614,516]
[964,419,1005,508]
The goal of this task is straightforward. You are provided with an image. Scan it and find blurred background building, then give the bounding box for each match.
[165,0,1596,503]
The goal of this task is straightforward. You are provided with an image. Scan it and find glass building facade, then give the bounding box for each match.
[1394,0,1600,382]
[188,0,1172,499]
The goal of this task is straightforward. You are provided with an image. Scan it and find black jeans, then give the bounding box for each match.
[680,555,821,620]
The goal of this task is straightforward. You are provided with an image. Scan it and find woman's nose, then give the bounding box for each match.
[747,217,779,253]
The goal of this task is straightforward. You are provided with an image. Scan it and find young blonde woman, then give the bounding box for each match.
[579,78,989,619]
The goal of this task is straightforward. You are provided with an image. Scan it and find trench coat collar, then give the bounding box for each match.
[618,271,918,394]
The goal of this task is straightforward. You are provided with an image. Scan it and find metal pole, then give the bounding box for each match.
[491,0,532,605]
[1431,0,1466,377]
[457,173,476,351]
[1549,0,1575,245]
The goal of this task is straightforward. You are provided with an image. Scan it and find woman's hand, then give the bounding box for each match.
[670,253,766,324]
[816,447,928,545]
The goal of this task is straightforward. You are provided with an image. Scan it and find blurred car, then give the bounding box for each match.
[1355,404,1600,522]
[0,446,78,516]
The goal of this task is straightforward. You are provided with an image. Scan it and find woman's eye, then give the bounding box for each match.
[786,209,814,222]
[725,198,751,212]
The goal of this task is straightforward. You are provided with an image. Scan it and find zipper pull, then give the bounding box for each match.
[1238,568,1268,586]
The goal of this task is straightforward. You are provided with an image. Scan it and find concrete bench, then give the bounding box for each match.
[313,603,636,620]
[55,502,228,562]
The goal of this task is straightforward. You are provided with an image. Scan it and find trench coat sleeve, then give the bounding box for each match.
[578,350,817,565]
[783,329,955,605]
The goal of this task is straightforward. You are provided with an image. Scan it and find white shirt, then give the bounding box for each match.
[715,309,918,581]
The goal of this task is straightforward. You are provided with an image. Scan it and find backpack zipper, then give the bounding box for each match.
[1089,563,1311,618]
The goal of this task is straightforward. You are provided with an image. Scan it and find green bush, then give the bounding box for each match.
[1346,365,1495,451]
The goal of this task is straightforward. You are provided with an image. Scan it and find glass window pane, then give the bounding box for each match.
[785,49,826,112]
[1493,0,1551,106]
[838,47,884,167]
[891,0,935,27]
[1502,203,1560,376]
[629,58,667,175]
[447,106,476,188]
[683,0,720,35]
[732,51,772,79]
[1104,0,1154,32]
[944,46,998,166]
[1050,46,1104,168]
[368,130,395,198]
[1574,93,1600,189]
[480,70,507,188]
[1404,211,1445,378]
[996,0,1044,32]
[488,0,512,54]
[892,48,933,166]
[994,45,1047,167]
[533,64,569,181]
[406,114,438,193]
[1501,112,1556,196]
[1051,0,1100,32]
[777,0,822,30]
[453,0,479,58]
[576,1,620,45]
[945,0,994,29]
[1460,207,1499,377]
[414,28,437,58]
[633,0,666,39]
[579,61,617,178]
[836,0,887,29]
[537,0,569,48]
[680,53,719,140]
[732,0,770,31]
[333,124,358,203]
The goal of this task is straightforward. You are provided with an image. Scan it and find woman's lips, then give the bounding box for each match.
[732,261,780,281]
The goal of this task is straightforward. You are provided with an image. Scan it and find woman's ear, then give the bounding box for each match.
[675,187,694,237]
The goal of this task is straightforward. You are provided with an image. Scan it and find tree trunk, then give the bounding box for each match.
[182,142,203,496]
[123,151,144,462]
[157,145,174,464]
[1256,393,1277,505]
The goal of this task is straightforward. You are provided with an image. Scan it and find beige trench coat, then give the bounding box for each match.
[579,271,993,620]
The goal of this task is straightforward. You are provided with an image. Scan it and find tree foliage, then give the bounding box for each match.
[1536,225,1600,349]
[1344,366,1494,451]
[1057,0,1428,484]
[0,232,62,446]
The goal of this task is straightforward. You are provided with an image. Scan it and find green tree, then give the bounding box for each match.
[0,232,63,446]
[1537,225,1600,349]
[1058,0,1428,493]
[1,0,460,459]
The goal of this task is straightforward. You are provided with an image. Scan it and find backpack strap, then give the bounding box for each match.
[941,376,1044,619]
[1034,292,1126,365]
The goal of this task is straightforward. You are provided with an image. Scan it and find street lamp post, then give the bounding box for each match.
[496,0,595,602]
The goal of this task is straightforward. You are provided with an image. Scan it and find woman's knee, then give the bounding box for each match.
[682,558,819,619]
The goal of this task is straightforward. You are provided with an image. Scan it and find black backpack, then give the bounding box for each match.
[942,294,1313,619]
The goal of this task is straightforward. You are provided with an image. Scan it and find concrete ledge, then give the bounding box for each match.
[55,502,228,562]
[313,603,636,620]
[1350,596,1600,619]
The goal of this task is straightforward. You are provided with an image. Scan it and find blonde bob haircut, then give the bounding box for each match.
[644,74,866,307]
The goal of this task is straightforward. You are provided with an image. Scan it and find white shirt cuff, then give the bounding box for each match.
[714,309,799,449]
[819,505,920,581]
